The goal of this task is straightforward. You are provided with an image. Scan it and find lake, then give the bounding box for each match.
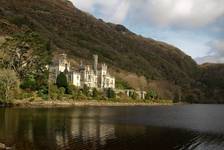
[0,104,224,150]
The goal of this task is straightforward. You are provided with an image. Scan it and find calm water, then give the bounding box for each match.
[0,105,224,150]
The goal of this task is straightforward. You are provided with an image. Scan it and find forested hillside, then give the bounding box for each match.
[0,0,223,102]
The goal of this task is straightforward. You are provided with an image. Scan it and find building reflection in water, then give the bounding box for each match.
[0,107,119,149]
[54,108,117,149]
[0,107,224,150]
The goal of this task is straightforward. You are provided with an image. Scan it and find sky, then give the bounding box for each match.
[70,0,224,64]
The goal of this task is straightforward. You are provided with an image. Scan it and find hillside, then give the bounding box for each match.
[0,0,223,102]
[197,64,224,103]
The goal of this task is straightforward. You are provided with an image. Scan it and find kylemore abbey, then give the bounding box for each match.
[49,54,146,99]
[50,54,115,90]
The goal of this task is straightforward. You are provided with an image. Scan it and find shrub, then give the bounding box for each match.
[67,84,79,100]
[49,84,59,100]
[116,78,132,89]
[67,84,78,95]
[131,91,138,100]
[16,91,34,100]
[117,92,130,101]
[20,75,37,91]
[38,86,48,100]
[145,90,157,100]
[82,84,90,97]
[77,91,88,100]
[92,88,99,99]
[58,87,65,95]
[107,88,116,99]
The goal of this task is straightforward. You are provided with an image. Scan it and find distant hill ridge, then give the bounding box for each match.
[0,0,223,102]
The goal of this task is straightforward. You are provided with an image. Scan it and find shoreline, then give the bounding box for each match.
[9,100,174,108]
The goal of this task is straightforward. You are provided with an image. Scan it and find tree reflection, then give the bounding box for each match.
[0,107,224,150]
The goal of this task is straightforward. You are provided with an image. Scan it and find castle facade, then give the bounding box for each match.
[50,54,115,89]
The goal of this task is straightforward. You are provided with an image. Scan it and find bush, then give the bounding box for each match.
[39,93,48,100]
[107,88,116,99]
[20,75,37,91]
[67,84,79,100]
[16,91,34,100]
[116,78,132,89]
[67,84,78,95]
[38,86,48,100]
[82,84,90,97]
[58,87,65,97]
[49,84,59,100]
[117,92,130,101]
[92,88,99,99]
[145,90,158,100]
[131,91,138,100]
[77,91,88,100]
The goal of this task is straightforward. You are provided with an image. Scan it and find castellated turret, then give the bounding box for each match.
[101,63,107,76]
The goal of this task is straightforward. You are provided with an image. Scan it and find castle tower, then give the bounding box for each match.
[101,64,107,76]
[93,55,98,75]
[99,63,107,88]
[58,53,70,72]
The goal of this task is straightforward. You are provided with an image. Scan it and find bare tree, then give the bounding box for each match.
[0,69,19,102]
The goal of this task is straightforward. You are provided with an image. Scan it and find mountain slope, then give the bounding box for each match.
[197,64,224,103]
[0,0,222,102]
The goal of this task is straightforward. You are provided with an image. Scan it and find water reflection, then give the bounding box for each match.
[0,106,224,150]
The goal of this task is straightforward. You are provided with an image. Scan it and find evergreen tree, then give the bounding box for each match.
[107,88,116,99]
[56,72,68,90]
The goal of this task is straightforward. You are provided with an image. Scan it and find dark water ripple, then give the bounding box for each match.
[0,105,224,150]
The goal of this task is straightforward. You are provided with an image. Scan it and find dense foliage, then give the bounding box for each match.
[116,78,132,90]
[0,30,51,102]
[197,64,224,103]
[0,31,51,79]
[145,90,158,100]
